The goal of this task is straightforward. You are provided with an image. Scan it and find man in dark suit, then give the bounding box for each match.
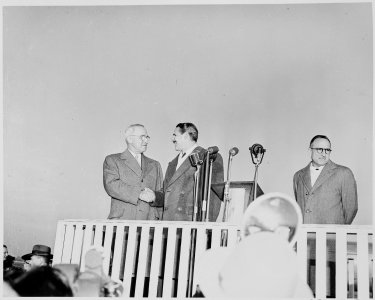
[156,122,224,222]
[293,135,358,224]
[103,124,164,220]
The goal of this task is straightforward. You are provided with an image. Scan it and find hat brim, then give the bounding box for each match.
[21,253,53,260]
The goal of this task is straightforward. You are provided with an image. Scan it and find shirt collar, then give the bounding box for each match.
[128,149,140,158]
[180,143,198,158]
[310,162,324,171]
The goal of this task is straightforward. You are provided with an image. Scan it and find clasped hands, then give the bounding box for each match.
[139,187,156,203]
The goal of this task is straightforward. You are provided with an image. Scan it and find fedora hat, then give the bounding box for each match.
[21,244,53,261]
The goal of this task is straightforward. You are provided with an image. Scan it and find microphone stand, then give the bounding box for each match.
[202,151,210,222]
[252,164,260,205]
[202,149,218,222]
[193,164,202,222]
[188,153,202,297]
[205,154,216,222]
[249,145,265,206]
[222,153,234,222]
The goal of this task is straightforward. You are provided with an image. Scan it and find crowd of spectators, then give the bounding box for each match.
[3,244,123,297]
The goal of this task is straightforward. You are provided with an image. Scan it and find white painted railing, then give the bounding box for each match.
[53,220,373,298]
[296,224,373,299]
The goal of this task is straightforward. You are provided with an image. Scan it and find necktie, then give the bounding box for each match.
[181,152,186,158]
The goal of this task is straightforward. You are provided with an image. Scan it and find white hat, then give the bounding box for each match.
[241,192,303,245]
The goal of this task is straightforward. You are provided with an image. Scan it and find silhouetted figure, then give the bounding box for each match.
[11,266,73,297]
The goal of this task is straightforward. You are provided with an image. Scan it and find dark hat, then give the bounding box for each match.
[21,245,53,261]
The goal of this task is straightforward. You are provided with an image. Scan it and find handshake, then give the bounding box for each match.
[139,187,156,203]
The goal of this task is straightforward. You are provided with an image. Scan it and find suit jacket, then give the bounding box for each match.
[158,146,224,221]
[103,149,164,220]
[293,160,358,224]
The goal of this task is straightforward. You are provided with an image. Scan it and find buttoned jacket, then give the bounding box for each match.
[159,146,224,221]
[293,160,358,224]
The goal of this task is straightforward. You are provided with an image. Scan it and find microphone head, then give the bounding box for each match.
[189,151,202,167]
[229,147,239,156]
[210,153,218,162]
[250,144,265,155]
[207,146,219,155]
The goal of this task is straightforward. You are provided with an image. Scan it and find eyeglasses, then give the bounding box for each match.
[130,135,150,141]
[310,148,332,154]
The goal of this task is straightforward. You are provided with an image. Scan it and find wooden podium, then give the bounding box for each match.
[211,181,264,224]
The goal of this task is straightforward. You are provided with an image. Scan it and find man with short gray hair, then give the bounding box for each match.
[103,124,163,220]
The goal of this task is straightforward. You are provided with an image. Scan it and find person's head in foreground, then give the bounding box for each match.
[11,266,73,296]
[241,192,303,245]
[195,231,313,298]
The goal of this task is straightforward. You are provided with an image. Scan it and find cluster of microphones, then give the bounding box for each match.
[189,144,265,167]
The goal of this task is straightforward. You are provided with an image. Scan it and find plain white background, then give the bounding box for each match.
[3,2,373,256]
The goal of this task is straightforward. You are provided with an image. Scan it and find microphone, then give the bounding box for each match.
[229,147,239,156]
[189,152,202,167]
[250,144,265,156]
[207,146,219,155]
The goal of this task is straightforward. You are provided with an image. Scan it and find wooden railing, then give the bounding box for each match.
[296,224,373,299]
[53,220,373,298]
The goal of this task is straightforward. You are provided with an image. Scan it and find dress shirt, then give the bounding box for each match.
[128,149,142,167]
[176,143,198,170]
[310,163,324,186]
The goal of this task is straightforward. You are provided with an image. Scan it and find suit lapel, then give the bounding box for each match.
[141,155,153,178]
[166,146,202,187]
[311,160,336,192]
[300,164,312,191]
[120,149,142,177]
[167,157,192,187]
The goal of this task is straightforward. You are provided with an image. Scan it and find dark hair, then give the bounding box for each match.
[11,266,73,297]
[309,135,331,147]
[176,123,198,142]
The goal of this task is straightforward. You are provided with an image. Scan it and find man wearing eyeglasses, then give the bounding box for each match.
[103,124,164,220]
[293,135,358,224]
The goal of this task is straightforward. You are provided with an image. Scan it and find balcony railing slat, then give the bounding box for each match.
[111,224,124,281]
[297,227,308,283]
[148,225,163,298]
[335,230,348,298]
[162,225,178,297]
[177,226,192,298]
[53,221,67,264]
[81,222,95,271]
[357,231,370,299]
[191,227,207,292]
[102,224,114,275]
[315,231,327,298]
[61,224,75,263]
[70,224,84,265]
[122,225,137,297]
